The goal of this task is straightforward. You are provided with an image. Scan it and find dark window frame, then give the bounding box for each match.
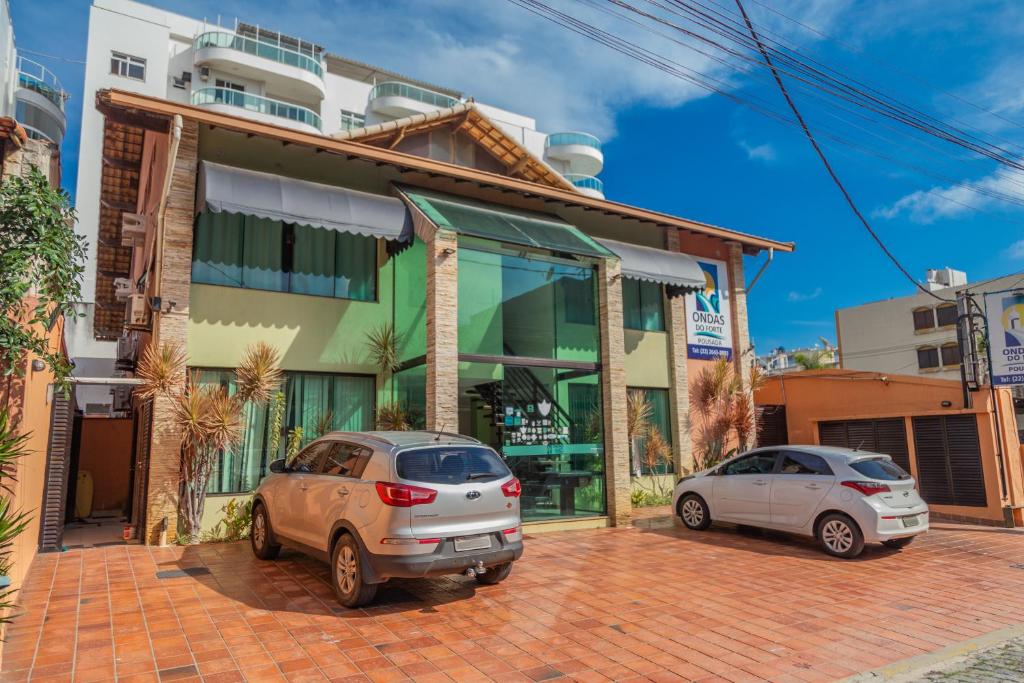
[940,343,960,367]
[111,51,146,80]
[917,346,940,369]
[912,307,935,331]
[935,304,958,327]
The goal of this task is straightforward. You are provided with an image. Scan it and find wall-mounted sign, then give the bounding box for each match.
[985,291,1024,386]
[686,258,733,361]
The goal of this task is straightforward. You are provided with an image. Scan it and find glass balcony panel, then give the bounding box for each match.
[564,174,603,193]
[16,58,65,111]
[369,82,458,109]
[545,132,602,151]
[194,31,324,79]
[191,87,321,130]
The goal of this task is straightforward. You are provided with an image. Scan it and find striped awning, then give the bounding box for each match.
[197,161,411,240]
[595,237,705,291]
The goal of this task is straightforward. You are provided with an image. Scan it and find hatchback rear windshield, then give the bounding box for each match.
[850,458,911,481]
[396,447,511,485]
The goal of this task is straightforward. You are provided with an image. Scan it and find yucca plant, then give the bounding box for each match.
[690,358,761,470]
[0,411,29,492]
[137,342,281,543]
[0,496,29,628]
[375,402,411,431]
[365,323,401,376]
[313,410,335,438]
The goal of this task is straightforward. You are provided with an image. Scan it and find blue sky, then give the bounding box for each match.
[14,0,1024,354]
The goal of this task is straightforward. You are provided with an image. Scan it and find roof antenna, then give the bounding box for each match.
[435,423,446,440]
[854,440,865,451]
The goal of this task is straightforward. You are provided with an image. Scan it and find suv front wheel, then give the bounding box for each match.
[251,503,281,560]
[332,534,378,608]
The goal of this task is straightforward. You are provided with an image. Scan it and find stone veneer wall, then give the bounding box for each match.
[598,258,632,525]
[145,120,199,544]
[664,228,694,476]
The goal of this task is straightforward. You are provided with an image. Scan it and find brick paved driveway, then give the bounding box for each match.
[4,511,1024,683]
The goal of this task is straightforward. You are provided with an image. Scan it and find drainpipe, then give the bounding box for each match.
[151,114,183,321]
[746,247,774,293]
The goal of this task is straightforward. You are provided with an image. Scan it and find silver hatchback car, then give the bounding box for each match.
[250,431,524,607]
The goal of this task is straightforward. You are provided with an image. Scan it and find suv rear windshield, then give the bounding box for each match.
[850,458,911,481]
[396,447,511,485]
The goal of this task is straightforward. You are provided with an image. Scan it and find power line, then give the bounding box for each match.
[18,47,86,65]
[730,0,950,301]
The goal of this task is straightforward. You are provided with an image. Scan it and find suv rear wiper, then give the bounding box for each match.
[466,472,499,480]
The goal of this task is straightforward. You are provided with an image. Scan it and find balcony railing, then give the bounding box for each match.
[369,81,458,109]
[191,87,321,130]
[16,57,66,111]
[565,174,604,193]
[194,31,324,79]
[546,132,602,151]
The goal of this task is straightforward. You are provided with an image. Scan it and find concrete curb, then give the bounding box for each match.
[839,624,1024,682]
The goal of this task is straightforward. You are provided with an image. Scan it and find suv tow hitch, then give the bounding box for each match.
[464,561,487,578]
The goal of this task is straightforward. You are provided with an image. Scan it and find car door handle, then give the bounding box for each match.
[805,484,822,490]
[336,488,349,497]
[753,480,768,486]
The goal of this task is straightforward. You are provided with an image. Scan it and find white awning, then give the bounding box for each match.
[197,161,411,240]
[595,237,705,291]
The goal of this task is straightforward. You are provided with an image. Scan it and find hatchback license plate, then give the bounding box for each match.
[901,515,920,528]
[454,535,491,552]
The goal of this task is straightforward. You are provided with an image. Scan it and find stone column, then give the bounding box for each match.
[665,229,694,475]
[424,228,460,431]
[729,243,753,390]
[598,258,631,526]
[145,120,198,545]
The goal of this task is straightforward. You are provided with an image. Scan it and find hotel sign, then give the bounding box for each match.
[986,291,1024,387]
[686,258,733,361]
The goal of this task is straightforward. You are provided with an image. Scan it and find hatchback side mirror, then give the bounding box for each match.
[269,458,288,474]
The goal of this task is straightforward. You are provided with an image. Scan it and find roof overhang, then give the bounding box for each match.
[96,89,795,255]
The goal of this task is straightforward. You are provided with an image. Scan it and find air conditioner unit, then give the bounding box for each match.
[114,277,133,301]
[199,66,210,81]
[128,293,150,327]
[115,332,139,372]
[112,385,133,413]
[121,212,145,247]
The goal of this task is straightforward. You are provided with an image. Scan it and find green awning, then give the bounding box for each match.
[399,187,614,259]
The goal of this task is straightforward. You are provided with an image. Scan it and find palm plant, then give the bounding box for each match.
[375,402,411,431]
[365,323,401,376]
[690,358,763,470]
[793,350,829,370]
[0,411,29,491]
[313,410,335,438]
[137,342,281,543]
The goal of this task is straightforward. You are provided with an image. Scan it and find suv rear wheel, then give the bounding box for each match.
[331,534,378,608]
[250,503,280,560]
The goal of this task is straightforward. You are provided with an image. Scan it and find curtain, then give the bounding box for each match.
[242,216,286,291]
[332,375,375,431]
[192,212,243,286]
[630,387,672,475]
[335,232,376,301]
[291,224,336,296]
[622,278,665,332]
[286,373,375,447]
[195,369,271,494]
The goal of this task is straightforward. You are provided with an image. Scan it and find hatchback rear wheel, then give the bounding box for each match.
[331,535,378,608]
[678,494,712,531]
[817,513,864,558]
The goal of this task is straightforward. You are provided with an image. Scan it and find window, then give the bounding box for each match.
[215,78,245,92]
[289,441,333,472]
[340,109,365,131]
[722,452,777,475]
[320,443,371,477]
[562,273,596,324]
[628,388,673,475]
[192,213,377,301]
[622,278,665,331]
[778,451,833,475]
[111,51,146,80]
[912,307,935,331]
[849,457,910,481]
[941,343,960,367]
[936,304,958,327]
[396,446,511,485]
[917,346,940,370]
[198,370,375,493]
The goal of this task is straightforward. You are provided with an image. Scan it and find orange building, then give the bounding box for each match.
[756,369,1024,526]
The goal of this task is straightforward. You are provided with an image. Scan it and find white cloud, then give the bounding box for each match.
[787,287,823,302]
[738,140,778,163]
[1006,240,1024,259]
[171,0,850,140]
[874,169,1024,224]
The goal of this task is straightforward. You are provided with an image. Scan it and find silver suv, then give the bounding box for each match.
[250,431,524,607]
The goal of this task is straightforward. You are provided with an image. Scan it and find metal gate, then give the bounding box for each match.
[757,405,788,446]
[911,415,986,507]
[38,390,76,552]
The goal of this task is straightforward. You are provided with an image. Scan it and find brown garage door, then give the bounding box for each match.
[817,418,911,472]
[911,415,986,507]
[757,405,788,446]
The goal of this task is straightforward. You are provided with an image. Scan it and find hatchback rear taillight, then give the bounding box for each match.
[375,481,437,507]
[501,478,522,498]
[841,480,891,496]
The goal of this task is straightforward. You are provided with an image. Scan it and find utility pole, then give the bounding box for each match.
[956,290,984,409]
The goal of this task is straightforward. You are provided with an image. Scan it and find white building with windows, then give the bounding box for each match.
[836,268,1023,379]
[69,0,607,396]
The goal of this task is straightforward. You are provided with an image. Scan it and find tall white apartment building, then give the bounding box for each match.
[0,0,68,145]
[69,0,606,389]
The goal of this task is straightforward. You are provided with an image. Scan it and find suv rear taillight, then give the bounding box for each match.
[501,478,521,498]
[375,481,437,507]
[841,480,890,496]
